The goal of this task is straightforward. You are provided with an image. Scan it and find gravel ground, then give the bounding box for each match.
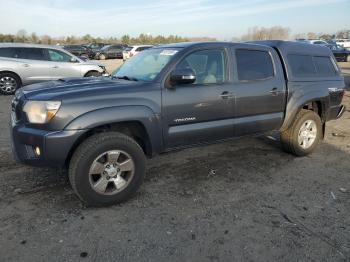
[0,62,349,262]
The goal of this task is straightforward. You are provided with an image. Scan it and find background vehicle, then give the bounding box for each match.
[296,39,328,45]
[123,45,153,61]
[0,43,106,95]
[11,41,345,206]
[95,44,128,60]
[62,45,95,59]
[85,43,107,52]
[335,39,350,48]
[327,44,350,62]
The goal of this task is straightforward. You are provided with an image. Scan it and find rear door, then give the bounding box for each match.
[15,47,53,84]
[231,46,286,136]
[162,47,235,148]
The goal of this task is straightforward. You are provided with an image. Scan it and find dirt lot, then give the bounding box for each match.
[0,62,349,262]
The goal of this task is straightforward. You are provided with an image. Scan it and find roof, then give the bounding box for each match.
[155,41,232,49]
[248,40,333,56]
[0,42,65,50]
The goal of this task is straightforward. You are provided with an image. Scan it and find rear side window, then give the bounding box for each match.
[288,54,337,77]
[314,56,337,76]
[288,55,316,77]
[19,48,47,60]
[0,47,16,58]
[236,49,274,81]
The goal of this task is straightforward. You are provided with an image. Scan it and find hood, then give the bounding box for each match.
[21,77,148,101]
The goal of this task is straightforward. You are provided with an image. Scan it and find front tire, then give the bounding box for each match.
[99,54,106,60]
[280,109,322,156]
[85,71,101,77]
[0,72,21,95]
[69,132,146,207]
[347,55,350,62]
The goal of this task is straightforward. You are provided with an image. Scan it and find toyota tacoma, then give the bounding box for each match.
[10,41,346,206]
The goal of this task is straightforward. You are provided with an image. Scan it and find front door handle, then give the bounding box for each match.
[52,65,59,69]
[220,91,233,99]
[22,64,29,67]
[269,87,279,96]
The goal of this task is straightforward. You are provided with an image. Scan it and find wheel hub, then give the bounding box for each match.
[298,120,317,149]
[104,164,121,178]
[88,150,135,195]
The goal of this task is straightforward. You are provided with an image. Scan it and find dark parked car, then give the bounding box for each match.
[62,45,95,59]
[95,44,128,60]
[327,44,350,62]
[11,41,345,206]
[85,43,107,52]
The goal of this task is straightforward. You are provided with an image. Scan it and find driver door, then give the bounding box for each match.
[46,49,82,79]
[162,48,235,149]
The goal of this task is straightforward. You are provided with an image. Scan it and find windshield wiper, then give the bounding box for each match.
[114,75,138,81]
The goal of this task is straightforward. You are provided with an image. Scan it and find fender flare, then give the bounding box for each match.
[64,105,163,154]
[280,88,330,131]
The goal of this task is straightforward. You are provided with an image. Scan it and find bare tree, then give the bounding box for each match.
[241,26,291,41]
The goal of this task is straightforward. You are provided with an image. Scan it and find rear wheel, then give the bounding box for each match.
[0,72,21,95]
[280,109,322,156]
[69,132,146,207]
[99,54,106,60]
[347,55,350,62]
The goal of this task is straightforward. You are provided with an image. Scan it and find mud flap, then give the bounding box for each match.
[321,123,326,140]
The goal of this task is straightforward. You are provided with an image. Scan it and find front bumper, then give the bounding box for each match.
[10,116,85,167]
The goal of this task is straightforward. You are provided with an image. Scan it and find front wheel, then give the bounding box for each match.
[69,132,146,207]
[347,55,350,62]
[0,72,21,95]
[280,109,322,156]
[85,71,101,77]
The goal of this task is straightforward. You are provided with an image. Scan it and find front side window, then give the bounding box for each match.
[113,48,179,81]
[176,49,226,84]
[48,49,73,62]
[236,49,274,81]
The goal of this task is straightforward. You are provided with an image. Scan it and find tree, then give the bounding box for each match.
[241,26,291,41]
[15,29,28,42]
[306,32,318,39]
[30,32,39,43]
[121,35,130,44]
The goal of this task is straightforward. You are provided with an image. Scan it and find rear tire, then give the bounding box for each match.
[280,109,322,156]
[347,55,350,62]
[69,132,146,207]
[85,71,101,77]
[0,72,21,95]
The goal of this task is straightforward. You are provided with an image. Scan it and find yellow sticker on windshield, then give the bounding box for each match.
[160,50,178,56]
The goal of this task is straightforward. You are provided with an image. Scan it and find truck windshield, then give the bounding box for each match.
[113,48,180,82]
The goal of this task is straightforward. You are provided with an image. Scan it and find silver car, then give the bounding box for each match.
[0,43,107,95]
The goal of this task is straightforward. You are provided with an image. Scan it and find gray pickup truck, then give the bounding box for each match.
[10,41,345,206]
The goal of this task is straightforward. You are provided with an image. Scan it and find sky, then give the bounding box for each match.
[0,0,349,40]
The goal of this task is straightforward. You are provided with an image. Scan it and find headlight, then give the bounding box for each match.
[23,101,61,124]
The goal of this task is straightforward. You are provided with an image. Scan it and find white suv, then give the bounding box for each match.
[0,43,107,95]
[123,45,153,61]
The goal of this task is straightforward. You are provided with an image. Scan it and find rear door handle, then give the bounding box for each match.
[22,64,29,67]
[52,65,59,69]
[220,91,234,99]
[269,87,280,96]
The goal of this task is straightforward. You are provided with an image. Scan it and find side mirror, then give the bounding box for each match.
[170,68,196,86]
[70,57,79,63]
